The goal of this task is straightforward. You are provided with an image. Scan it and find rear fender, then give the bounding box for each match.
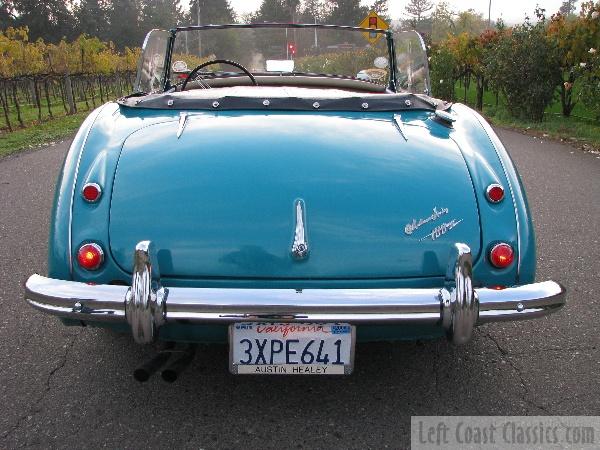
[451,103,535,285]
[48,104,110,279]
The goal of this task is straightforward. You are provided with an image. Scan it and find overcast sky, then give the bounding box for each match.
[226,0,579,24]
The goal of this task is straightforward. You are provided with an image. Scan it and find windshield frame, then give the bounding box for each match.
[164,23,398,92]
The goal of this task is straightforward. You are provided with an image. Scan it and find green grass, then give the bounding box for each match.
[0,97,100,157]
[0,109,89,158]
[453,81,600,148]
[485,107,600,146]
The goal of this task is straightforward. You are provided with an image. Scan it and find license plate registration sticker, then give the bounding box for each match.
[229,323,355,375]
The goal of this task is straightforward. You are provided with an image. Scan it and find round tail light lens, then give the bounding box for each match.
[82,183,102,202]
[486,184,505,203]
[489,243,514,269]
[77,243,104,270]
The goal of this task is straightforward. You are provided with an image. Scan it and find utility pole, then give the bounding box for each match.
[292,6,297,56]
[314,11,318,48]
[197,0,202,57]
[488,0,492,28]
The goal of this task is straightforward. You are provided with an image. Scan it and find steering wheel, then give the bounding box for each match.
[181,59,258,91]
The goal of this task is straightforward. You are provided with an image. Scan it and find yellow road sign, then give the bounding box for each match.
[359,11,389,45]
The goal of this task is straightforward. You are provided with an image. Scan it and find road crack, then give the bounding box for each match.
[1,329,81,441]
[501,345,597,357]
[483,331,553,414]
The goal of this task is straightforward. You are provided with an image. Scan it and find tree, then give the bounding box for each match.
[254,0,296,22]
[325,0,368,26]
[12,0,75,42]
[580,48,600,120]
[548,1,600,116]
[107,0,143,49]
[251,0,298,63]
[430,1,455,42]
[141,0,184,30]
[299,0,327,23]
[284,0,302,20]
[404,0,434,27]
[559,0,577,16]
[188,0,236,24]
[184,0,242,61]
[454,9,487,36]
[0,1,16,29]
[547,13,581,116]
[75,0,109,40]
[473,28,503,110]
[443,32,483,104]
[485,8,562,121]
[370,0,389,22]
[429,43,458,100]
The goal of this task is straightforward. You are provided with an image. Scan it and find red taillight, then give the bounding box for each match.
[489,243,514,269]
[82,183,102,202]
[77,243,104,270]
[486,184,505,203]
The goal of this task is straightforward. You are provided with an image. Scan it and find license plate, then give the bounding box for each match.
[229,323,355,375]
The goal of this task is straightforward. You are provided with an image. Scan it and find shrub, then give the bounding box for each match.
[429,45,458,100]
[484,11,562,122]
[579,50,600,119]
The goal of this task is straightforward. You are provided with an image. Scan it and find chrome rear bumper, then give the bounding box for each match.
[25,242,566,345]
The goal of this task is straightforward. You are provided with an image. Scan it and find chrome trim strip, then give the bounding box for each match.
[176,112,188,138]
[393,114,408,141]
[24,275,565,327]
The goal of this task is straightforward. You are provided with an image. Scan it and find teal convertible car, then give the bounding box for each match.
[25,24,565,378]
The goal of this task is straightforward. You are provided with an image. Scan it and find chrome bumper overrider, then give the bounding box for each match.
[25,242,566,345]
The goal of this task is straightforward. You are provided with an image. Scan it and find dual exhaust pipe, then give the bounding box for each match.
[133,343,196,383]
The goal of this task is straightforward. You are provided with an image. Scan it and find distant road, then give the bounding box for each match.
[1,129,598,448]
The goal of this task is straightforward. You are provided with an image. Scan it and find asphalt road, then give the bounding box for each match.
[1,128,599,449]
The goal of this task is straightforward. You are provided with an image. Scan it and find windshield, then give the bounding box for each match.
[170,25,392,88]
[395,31,430,95]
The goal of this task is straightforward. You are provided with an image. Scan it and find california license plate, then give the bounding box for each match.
[229,323,355,375]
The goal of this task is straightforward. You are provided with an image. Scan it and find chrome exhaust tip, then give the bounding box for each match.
[161,344,196,383]
[133,342,174,382]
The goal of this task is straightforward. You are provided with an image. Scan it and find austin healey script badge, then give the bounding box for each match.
[404,207,462,241]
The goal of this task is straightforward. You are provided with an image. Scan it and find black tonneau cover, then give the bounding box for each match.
[118,91,441,112]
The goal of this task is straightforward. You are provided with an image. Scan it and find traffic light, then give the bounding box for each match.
[288,42,296,56]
